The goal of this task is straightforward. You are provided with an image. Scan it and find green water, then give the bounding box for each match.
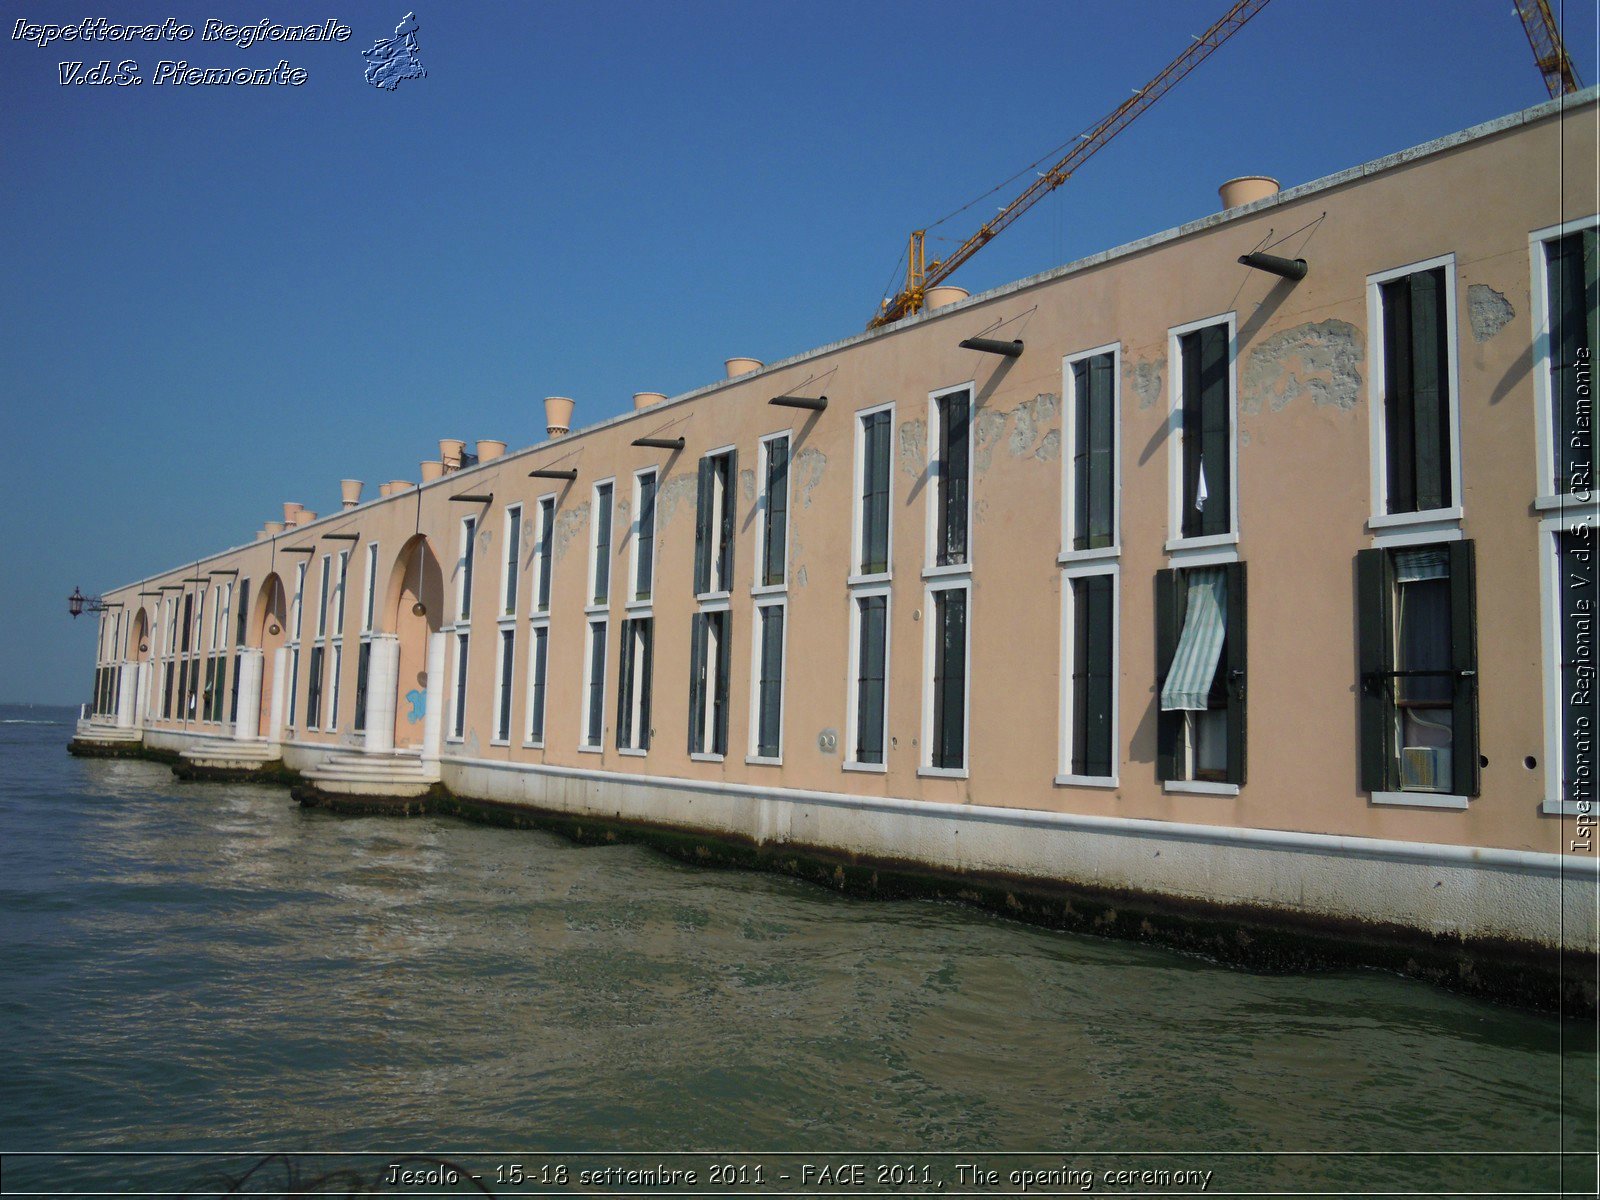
[2,710,1594,1196]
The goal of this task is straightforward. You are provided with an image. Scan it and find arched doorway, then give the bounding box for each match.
[131,608,151,659]
[254,574,288,738]
[385,535,443,750]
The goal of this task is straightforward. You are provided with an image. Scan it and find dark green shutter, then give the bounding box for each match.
[933,588,967,768]
[1154,568,1185,782]
[1180,336,1204,538]
[758,606,783,756]
[1356,548,1396,792]
[714,611,731,756]
[1086,355,1115,549]
[694,459,713,595]
[1223,560,1247,786]
[1409,269,1449,511]
[639,620,653,751]
[636,475,655,600]
[764,439,788,586]
[863,413,891,573]
[616,621,634,748]
[939,393,969,566]
[719,451,737,591]
[688,613,706,752]
[1199,325,1231,537]
[1071,574,1114,777]
[1448,539,1479,797]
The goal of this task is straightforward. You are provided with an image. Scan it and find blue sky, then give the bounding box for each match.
[3,0,1595,704]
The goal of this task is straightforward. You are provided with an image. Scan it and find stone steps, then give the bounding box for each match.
[301,749,438,798]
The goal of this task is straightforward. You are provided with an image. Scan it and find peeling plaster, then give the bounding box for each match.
[898,418,927,479]
[973,409,1008,473]
[1468,284,1515,343]
[739,467,756,504]
[1008,393,1058,458]
[1240,319,1362,415]
[1128,358,1164,410]
[792,447,828,508]
[1034,429,1061,461]
[655,475,697,529]
[974,393,1057,474]
[552,501,589,563]
[795,565,808,589]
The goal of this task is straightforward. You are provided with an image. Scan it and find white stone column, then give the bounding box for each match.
[234,649,263,742]
[115,661,138,729]
[422,631,447,764]
[267,647,288,747]
[363,634,401,755]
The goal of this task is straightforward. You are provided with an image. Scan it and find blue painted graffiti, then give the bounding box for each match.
[405,689,426,724]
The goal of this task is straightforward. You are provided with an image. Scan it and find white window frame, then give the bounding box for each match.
[1056,562,1120,787]
[918,578,971,779]
[689,598,730,762]
[532,495,556,616]
[579,616,609,752]
[501,503,524,619]
[746,596,787,765]
[753,430,791,596]
[325,641,342,733]
[844,582,892,774]
[617,613,651,756]
[361,541,379,633]
[1364,253,1465,539]
[1539,508,1597,815]
[456,515,478,622]
[333,550,350,632]
[523,616,551,748]
[629,468,657,609]
[1166,312,1241,562]
[1530,214,1600,508]
[850,401,896,585]
[588,479,616,610]
[696,446,736,600]
[924,382,976,579]
[491,621,516,747]
[1060,341,1123,566]
[315,554,332,639]
[447,629,470,744]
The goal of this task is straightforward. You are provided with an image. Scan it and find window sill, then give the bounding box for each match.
[1164,533,1239,563]
[1542,797,1595,816]
[750,583,787,598]
[745,754,783,767]
[917,766,969,780]
[1370,790,1468,810]
[529,612,550,625]
[577,744,604,755]
[1058,546,1120,567]
[521,740,545,751]
[496,615,516,627]
[842,760,887,774]
[1534,493,1599,514]
[921,563,971,581]
[695,596,732,613]
[847,573,892,588]
[694,590,732,604]
[624,600,653,615]
[489,738,510,748]
[1367,506,1463,531]
[583,603,609,617]
[689,751,725,763]
[1055,773,1119,789]
[1163,780,1240,797]
[617,747,648,758]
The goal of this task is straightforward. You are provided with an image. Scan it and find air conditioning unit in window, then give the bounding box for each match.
[1400,746,1450,791]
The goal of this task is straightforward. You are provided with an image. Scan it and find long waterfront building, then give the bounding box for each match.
[77,92,1600,1006]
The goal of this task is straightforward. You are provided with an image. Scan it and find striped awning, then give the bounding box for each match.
[1160,567,1227,712]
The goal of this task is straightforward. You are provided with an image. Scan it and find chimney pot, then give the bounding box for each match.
[264,520,286,536]
[1218,175,1280,211]
[724,357,763,378]
[420,460,444,483]
[439,438,466,471]
[923,285,969,311]
[544,396,575,438]
[282,501,303,524]
[476,439,507,462]
[633,391,668,409]
[340,479,363,509]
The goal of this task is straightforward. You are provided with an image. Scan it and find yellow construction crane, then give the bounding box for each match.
[1515,0,1582,98]
[872,0,1584,329]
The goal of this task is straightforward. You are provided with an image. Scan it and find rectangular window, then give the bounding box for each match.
[851,592,889,766]
[292,564,306,641]
[1379,266,1453,515]
[760,435,789,588]
[163,661,174,719]
[617,617,653,752]
[1542,228,1597,498]
[201,658,216,723]
[752,603,784,759]
[534,497,555,614]
[933,389,970,567]
[1357,542,1479,801]
[180,593,193,653]
[229,579,249,724]
[316,555,332,638]
[526,623,549,744]
[327,642,342,731]
[354,641,371,733]
[582,619,607,749]
[1556,528,1597,810]
[688,609,730,756]
[1065,572,1116,780]
[857,409,892,575]
[334,551,349,630]
[927,586,968,770]
[1068,349,1117,552]
[634,471,656,602]
[1156,562,1246,788]
[495,626,516,743]
[694,452,735,595]
[305,644,325,728]
[1177,323,1232,539]
[592,482,614,605]
[451,632,470,740]
[362,543,379,632]
[503,506,522,617]
[459,517,478,620]
[286,647,301,728]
